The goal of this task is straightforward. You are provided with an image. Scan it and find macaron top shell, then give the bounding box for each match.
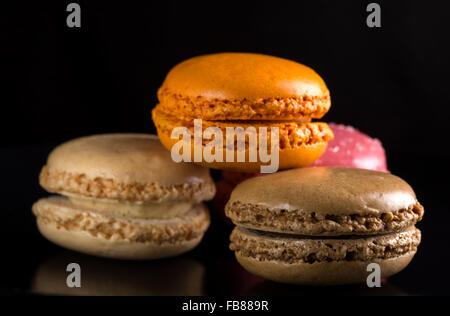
[161,53,328,99]
[45,134,210,186]
[157,53,331,120]
[228,167,419,216]
[40,134,215,203]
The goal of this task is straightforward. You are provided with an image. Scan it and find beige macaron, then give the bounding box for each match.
[33,134,215,260]
[226,167,424,285]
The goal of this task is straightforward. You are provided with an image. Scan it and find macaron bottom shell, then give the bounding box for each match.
[154,112,330,172]
[36,221,205,260]
[157,130,328,172]
[33,197,210,260]
[235,252,415,286]
[231,227,420,286]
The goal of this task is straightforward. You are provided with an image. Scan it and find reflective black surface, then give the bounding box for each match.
[1,142,449,295]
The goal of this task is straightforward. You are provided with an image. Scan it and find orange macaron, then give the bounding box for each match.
[152,52,334,172]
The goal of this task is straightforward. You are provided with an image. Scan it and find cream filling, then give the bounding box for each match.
[68,197,192,219]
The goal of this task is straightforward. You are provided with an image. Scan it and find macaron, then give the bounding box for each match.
[310,123,388,172]
[226,167,424,285]
[152,52,334,172]
[32,134,215,260]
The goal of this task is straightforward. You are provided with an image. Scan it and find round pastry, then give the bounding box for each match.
[32,134,215,260]
[310,123,388,172]
[226,167,424,285]
[152,52,334,172]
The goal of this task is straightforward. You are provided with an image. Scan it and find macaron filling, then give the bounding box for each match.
[68,196,192,219]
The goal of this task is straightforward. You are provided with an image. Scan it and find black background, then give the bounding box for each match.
[1,0,450,296]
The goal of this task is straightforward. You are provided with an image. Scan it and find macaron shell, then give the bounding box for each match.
[32,197,210,260]
[156,124,328,172]
[228,167,419,216]
[37,221,205,260]
[45,133,212,186]
[310,123,388,172]
[235,252,416,286]
[160,53,329,100]
[40,164,216,204]
[153,106,332,172]
[232,226,420,286]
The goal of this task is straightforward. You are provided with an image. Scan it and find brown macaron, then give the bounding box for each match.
[33,134,215,260]
[226,167,424,285]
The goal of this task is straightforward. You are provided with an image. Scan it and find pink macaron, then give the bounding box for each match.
[309,123,388,172]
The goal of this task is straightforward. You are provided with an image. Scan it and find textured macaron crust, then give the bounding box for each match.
[231,226,421,264]
[157,53,330,121]
[226,167,424,285]
[230,226,420,285]
[153,53,334,172]
[226,167,423,236]
[40,134,215,203]
[235,251,416,286]
[310,123,388,172]
[33,134,214,259]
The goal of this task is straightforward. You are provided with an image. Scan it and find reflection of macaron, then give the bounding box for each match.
[32,251,206,295]
[226,167,424,285]
[32,134,215,260]
[310,123,388,172]
[152,53,334,172]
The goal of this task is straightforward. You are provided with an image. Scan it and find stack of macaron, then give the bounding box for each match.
[32,134,214,260]
[226,167,424,285]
